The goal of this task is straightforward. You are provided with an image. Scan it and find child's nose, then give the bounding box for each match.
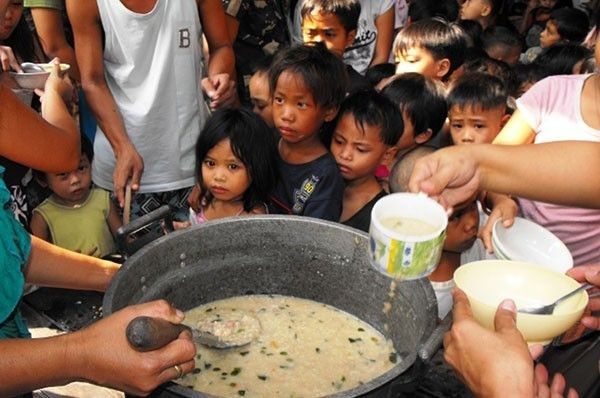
[280,105,294,122]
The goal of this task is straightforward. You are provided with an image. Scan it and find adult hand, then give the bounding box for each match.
[408,146,481,211]
[113,142,144,208]
[71,300,196,396]
[36,58,73,104]
[534,363,579,398]
[201,73,237,109]
[479,194,518,253]
[566,264,600,330]
[0,45,20,72]
[443,289,535,397]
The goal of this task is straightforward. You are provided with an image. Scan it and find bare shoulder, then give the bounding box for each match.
[66,0,100,23]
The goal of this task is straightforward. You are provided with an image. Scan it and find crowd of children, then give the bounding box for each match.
[1,0,600,395]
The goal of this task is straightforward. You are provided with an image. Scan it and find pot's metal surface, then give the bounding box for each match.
[103,216,439,397]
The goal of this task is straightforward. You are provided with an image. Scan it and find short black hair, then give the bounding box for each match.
[195,107,278,212]
[457,19,483,48]
[481,26,522,53]
[447,72,508,112]
[394,18,468,78]
[550,7,590,43]
[250,54,274,76]
[512,63,544,97]
[301,0,361,32]
[381,72,447,138]
[269,44,348,110]
[408,0,459,23]
[534,43,592,77]
[335,89,403,146]
[389,145,437,194]
[462,56,517,96]
[365,63,395,87]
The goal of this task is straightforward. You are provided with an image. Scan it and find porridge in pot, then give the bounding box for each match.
[179,295,397,397]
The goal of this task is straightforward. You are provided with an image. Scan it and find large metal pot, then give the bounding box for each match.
[104,216,441,397]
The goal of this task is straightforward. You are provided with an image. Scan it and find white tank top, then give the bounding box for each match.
[93,0,206,193]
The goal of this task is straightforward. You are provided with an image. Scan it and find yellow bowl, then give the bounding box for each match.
[454,260,588,344]
[9,63,70,90]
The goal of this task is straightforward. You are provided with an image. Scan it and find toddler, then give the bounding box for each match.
[330,90,402,232]
[268,44,346,221]
[31,139,121,258]
[300,0,370,94]
[185,108,278,225]
[393,17,468,83]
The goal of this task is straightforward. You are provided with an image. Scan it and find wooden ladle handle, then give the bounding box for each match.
[126,316,191,352]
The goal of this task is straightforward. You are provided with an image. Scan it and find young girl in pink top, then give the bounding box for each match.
[179,108,278,227]
[493,35,600,265]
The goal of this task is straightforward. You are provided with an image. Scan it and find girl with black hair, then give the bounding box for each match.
[180,107,278,227]
[0,0,44,64]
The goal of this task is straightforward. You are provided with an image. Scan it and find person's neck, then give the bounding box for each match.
[278,136,327,164]
[345,175,381,194]
[120,0,157,14]
[51,190,91,208]
[205,198,245,218]
[428,250,460,282]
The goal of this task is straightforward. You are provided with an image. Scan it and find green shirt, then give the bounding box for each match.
[0,166,32,339]
[23,0,64,10]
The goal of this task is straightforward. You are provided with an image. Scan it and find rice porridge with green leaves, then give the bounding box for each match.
[179,295,397,397]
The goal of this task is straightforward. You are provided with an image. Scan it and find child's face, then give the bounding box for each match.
[0,0,23,40]
[449,105,506,145]
[46,154,92,206]
[201,138,251,202]
[249,71,274,127]
[540,0,558,8]
[273,71,335,145]
[444,201,479,253]
[460,0,488,22]
[395,47,445,80]
[302,11,356,58]
[330,113,393,182]
[539,20,561,49]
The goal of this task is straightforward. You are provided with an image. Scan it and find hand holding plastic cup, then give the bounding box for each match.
[369,193,448,280]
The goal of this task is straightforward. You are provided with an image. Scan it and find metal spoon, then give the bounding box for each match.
[126,311,261,351]
[518,283,593,315]
[20,62,45,73]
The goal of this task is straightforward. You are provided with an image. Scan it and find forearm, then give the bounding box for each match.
[206,46,235,79]
[475,142,600,209]
[0,333,83,396]
[25,235,119,291]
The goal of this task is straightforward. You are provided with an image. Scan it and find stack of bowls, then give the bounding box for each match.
[492,217,573,274]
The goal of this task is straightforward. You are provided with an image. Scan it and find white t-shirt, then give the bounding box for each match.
[93,0,206,193]
[516,74,600,266]
[343,0,395,75]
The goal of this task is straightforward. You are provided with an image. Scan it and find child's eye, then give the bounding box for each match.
[273,96,284,105]
[228,164,240,170]
[357,147,369,153]
[57,173,68,179]
[203,160,215,167]
[474,124,485,129]
[451,123,463,129]
[297,102,308,109]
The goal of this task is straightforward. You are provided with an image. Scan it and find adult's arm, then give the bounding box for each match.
[198,0,237,108]
[493,109,536,145]
[0,65,79,172]
[0,300,195,396]
[409,142,600,210]
[25,235,119,291]
[66,0,143,207]
[29,7,81,81]
[371,5,395,66]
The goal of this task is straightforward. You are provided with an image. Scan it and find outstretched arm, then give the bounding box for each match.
[409,142,600,210]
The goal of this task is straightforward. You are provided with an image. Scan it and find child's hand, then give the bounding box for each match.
[479,193,518,253]
[0,45,20,72]
[36,58,73,105]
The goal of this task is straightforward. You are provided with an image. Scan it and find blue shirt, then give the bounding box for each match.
[0,166,32,338]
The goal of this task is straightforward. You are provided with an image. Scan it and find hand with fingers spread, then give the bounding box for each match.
[72,300,196,396]
[534,364,579,398]
[444,289,536,397]
[566,264,600,330]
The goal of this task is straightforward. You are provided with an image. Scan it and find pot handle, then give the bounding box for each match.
[417,313,452,361]
[126,316,191,352]
[116,205,174,257]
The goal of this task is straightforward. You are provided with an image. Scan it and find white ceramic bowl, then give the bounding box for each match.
[492,217,573,273]
[454,260,588,344]
[9,63,70,90]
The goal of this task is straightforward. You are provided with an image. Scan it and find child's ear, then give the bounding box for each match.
[481,2,492,17]
[435,58,451,80]
[382,145,400,164]
[324,107,339,122]
[345,29,357,48]
[414,128,433,144]
[500,113,511,128]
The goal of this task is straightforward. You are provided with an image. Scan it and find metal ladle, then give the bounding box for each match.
[518,283,593,315]
[126,311,261,351]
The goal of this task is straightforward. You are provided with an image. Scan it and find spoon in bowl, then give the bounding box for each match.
[19,62,45,73]
[518,283,593,315]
